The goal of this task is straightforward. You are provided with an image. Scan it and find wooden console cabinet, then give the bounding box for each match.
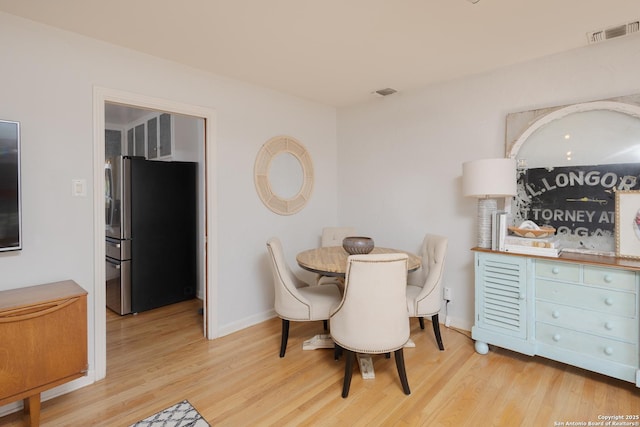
[0,280,88,426]
[472,248,640,387]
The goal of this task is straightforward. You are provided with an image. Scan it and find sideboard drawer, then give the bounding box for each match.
[536,280,636,317]
[536,300,638,343]
[583,266,636,292]
[536,322,638,366]
[536,260,580,282]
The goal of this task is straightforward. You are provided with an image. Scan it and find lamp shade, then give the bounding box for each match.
[462,158,517,198]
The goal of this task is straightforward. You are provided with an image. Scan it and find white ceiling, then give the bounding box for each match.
[1,0,638,107]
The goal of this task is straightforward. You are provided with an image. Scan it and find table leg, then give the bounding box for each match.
[302,334,333,350]
[355,340,415,380]
[303,336,414,351]
[24,393,41,427]
[357,354,375,379]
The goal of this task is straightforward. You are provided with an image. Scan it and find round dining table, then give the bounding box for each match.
[296,246,421,277]
[296,245,421,379]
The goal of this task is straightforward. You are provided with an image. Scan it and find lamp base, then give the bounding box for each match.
[477,198,497,248]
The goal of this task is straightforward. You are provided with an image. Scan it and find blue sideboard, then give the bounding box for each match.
[472,248,640,387]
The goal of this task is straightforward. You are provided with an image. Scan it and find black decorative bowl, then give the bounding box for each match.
[342,236,375,255]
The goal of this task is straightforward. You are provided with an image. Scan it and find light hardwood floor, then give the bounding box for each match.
[1,299,639,426]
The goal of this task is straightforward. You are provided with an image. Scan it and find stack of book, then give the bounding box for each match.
[491,211,508,251]
[491,211,562,257]
[503,235,562,257]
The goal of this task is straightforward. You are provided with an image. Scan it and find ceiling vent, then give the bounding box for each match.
[587,20,639,44]
[372,88,398,97]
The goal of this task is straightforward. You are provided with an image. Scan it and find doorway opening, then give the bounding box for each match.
[93,87,217,380]
[105,105,204,315]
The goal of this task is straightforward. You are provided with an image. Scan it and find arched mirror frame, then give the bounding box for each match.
[507,99,640,159]
[505,93,640,255]
[254,135,314,215]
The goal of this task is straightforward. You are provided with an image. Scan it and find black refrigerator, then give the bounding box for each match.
[105,155,197,315]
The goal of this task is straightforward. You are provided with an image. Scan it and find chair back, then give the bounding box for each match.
[408,234,448,312]
[321,227,356,247]
[330,253,410,353]
[266,237,310,319]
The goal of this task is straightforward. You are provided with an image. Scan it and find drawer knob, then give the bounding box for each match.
[604,347,614,356]
[551,267,560,274]
[604,322,613,330]
[552,333,561,342]
[603,274,613,283]
[604,297,614,306]
[552,310,560,319]
[519,293,525,300]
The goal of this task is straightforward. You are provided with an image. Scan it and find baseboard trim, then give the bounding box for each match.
[0,370,96,418]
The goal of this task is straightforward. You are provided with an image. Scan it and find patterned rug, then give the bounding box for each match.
[129,400,210,427]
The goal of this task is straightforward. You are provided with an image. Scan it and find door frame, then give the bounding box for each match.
[93,87,218,380]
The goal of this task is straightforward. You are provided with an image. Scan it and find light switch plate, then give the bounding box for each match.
[72,179,87,197]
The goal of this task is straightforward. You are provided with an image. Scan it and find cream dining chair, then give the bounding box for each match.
[406,233,448,351]
[321,226,356,247]
[330,253,411,397]
[266,237,342,357]
[316,226,356,286]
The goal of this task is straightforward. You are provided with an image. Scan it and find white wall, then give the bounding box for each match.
[0,10,338,396]
[337,34,640,330]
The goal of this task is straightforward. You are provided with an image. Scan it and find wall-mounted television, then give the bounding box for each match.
[0,120,21,252]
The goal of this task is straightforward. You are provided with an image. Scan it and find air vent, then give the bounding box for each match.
[372,88,398,97]
[587,20,640,44]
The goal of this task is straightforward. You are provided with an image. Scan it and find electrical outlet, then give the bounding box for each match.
[443,287,452,301]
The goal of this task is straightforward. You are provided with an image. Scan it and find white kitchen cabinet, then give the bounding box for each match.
[126,124,145,157]
[147,116,158,159]
[472,248,640,387]
[124,113,172,159]
[158,113,172,157]
[144,113,172,159]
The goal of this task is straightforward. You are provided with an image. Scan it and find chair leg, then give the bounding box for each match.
[279,319,290,358]
[418,317,425,329]
[394,349,411,395]
[334,343,343,360]
[342,350,355,398]
[431,314,445,351]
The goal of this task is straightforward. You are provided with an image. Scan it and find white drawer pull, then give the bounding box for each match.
[519,293,525,300]
[551,267,559,274]
[604,322,613,330]
[604,297,614,306]
[552,310,560,319]
[603,274,613,283]
[604,347,614,356]
[552,333,561,342]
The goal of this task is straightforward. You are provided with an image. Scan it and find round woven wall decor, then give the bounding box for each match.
[254,135,314,215]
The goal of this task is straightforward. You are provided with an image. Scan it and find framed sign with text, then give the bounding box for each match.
[514,163,640,253]
[615,190,640,259]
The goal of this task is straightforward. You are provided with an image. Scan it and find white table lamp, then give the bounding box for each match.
[463,158,517,248]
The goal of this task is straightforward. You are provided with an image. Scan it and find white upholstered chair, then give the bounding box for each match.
[330,253,411,397]
[406,233,448,351]
[321,226,356,247]
[316,227,356,286]
[266,237,342,357]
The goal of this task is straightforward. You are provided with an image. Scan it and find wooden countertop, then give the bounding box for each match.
[471,247,640,271]
[0,280,87,312]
